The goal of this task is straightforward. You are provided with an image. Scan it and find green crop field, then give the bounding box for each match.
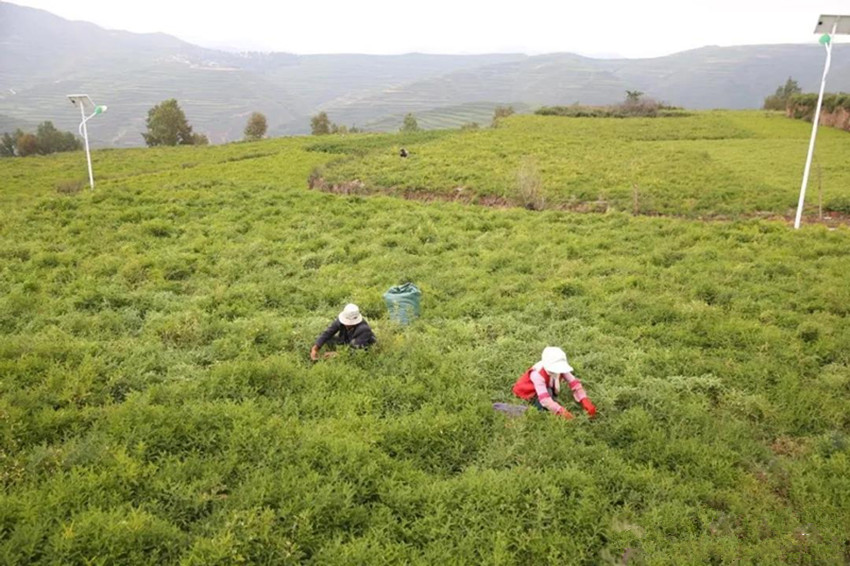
[318,111,850,219]
[1,112,849,564]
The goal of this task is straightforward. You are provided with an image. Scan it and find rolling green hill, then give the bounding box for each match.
[1,111,849,563]
[315,111,850,219]
[3,2,850,148]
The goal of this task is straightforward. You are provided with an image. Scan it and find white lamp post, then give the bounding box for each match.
[67,94,107,190]
[794,15,849,229]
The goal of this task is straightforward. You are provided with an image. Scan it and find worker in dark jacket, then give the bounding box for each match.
[310,303,377,360]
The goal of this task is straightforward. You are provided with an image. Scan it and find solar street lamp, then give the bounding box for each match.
[794,15,849,229]
[67,94,108,190]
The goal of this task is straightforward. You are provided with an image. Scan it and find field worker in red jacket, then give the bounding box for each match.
[512,347,597,419]
[310,303,377,361]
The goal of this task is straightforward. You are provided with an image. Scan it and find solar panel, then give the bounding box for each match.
[814,15,850,35]
[67,94,95,113]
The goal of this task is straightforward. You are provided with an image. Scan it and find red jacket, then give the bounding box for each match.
[512,361,596,418]
[513,365,551,400]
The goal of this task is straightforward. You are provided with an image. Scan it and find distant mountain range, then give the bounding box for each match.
[1,2,848,147]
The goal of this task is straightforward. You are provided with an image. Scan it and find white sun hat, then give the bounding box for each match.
[541,346,573,374]
[338,303,363,325]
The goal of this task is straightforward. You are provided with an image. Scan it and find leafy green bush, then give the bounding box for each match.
[763,77,802,111]
[1,122,82,158]
[536,104,688,118]
[789,92,850,121]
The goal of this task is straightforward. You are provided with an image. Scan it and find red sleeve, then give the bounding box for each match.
[564,372,588,402]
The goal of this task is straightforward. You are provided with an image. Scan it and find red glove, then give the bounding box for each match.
[559,407,575,420]
[581,398,596,418]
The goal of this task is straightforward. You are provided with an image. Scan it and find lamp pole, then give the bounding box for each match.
[67,95,107,190]
[794,15,848,229]
[77,100,95,190]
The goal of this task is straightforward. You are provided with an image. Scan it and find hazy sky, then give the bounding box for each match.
[7,0,849,57]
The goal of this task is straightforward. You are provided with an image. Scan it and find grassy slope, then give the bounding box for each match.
[1,119,849,564]
[319,111,850,218]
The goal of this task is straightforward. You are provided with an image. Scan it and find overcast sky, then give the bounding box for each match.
[7,0,849,57]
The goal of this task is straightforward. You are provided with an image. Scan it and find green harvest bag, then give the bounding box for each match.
[383,282,422,325]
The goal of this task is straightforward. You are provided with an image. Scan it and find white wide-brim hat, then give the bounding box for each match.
[541,346,573,374]
[339,303,363,325]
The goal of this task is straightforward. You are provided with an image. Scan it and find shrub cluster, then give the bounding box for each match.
[142,99,208,147]
[1,122,81,158]
[788,93,850,122]
[763,78,802,111]
[310,111,363,136]
[535,101,685,118]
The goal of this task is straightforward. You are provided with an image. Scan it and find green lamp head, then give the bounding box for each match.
[819,34,832,45]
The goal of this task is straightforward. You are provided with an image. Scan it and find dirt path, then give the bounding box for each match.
[308,177,850,229]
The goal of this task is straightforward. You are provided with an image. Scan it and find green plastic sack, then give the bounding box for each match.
[383,282,421,325]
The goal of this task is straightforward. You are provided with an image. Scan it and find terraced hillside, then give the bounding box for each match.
[359,102,531,132]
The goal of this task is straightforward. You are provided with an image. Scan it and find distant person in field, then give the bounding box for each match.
[512,347,597,419]
[310,303,376,361]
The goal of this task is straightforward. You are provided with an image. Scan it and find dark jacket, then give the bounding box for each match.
[314,319,376,349]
